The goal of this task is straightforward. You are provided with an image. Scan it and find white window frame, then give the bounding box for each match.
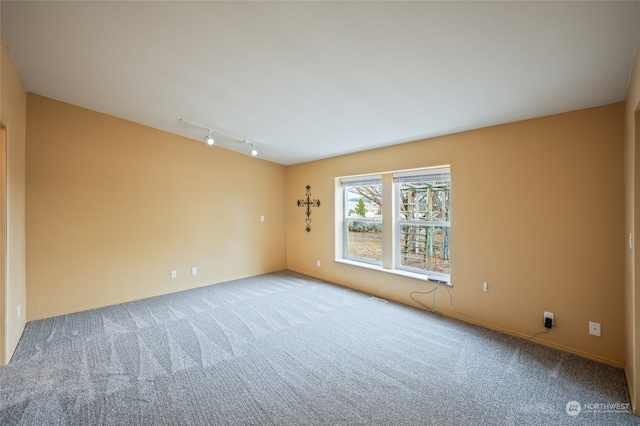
[394,168,450,281]
[341,175,383,266]
[336,166,451,283]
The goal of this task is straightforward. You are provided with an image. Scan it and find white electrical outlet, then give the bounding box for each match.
[589,321,601,337]
[17,304,20,318]
[191,267,197,276]
[317,260,321,267]
[544,311,554,326]
[260,215,265,222]
[483,282,488,292]
[171,270,177,279]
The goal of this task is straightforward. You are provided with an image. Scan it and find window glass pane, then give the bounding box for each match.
[399,224,450,274]
[346,184,382,219]
[398,180,449,222]
[347,220,382,261]
[345,182,382,264]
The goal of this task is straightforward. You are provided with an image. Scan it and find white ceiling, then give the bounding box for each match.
[2,1,639,165]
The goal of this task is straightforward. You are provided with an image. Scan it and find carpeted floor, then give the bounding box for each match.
[0,270,638,425]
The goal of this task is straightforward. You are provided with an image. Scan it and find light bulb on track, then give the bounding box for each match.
[205,131,214,146]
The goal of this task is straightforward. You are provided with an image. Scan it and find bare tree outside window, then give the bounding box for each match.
[344,183,382,263]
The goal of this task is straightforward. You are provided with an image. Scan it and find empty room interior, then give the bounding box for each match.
[3,1,640,423]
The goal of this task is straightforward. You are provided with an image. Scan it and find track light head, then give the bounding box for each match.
[182,119,255,153]
[245,140,258,157]
[205,131,214,146]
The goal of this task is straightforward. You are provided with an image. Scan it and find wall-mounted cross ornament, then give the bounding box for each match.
[297,185,321,232]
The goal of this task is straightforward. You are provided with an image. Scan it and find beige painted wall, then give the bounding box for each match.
[26,94,287,320]
[287,103,625,366]
[625,38,640,414]
[0,36,27,365]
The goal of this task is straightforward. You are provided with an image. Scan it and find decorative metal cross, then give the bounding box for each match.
[297,185,321,232]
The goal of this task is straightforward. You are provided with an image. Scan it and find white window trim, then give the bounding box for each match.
[335,166,451,284]
[335,258,449,284]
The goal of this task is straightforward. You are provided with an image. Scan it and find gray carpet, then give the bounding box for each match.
[0,270,638,425]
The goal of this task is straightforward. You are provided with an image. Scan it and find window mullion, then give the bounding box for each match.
[399,220,450,227]
[381,173,394,270]
[343,187,349,261]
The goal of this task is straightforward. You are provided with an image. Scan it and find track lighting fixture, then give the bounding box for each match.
[205,131,215,146]
[180,118,259,157]
[243,140,258,157]
[181,119,216,147]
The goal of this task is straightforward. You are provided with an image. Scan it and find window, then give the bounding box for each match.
[342,175,382,265]
[338,167,450,281]
[394,168,450,279]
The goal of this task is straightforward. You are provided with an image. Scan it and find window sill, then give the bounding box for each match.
[334,259,452,286]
